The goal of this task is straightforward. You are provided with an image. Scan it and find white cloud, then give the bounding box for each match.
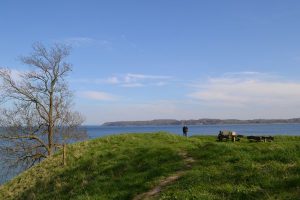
[104,73,172,87]
[188,72,300,107]
[80,91,117,101]
[75,72,300,124]
[72,73,171,87]
[125,73,171,80]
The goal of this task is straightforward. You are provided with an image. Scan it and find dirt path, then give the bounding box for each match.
[133,152,195,200]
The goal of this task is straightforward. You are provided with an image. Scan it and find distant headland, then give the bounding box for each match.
[101,118,300,126]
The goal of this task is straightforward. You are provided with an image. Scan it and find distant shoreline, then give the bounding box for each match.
[101,118,300,126]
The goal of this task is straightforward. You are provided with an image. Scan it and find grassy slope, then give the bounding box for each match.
[157,136,300,200]
[0,132,299,200]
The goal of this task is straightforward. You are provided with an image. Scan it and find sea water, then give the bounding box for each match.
[86,123,300,138]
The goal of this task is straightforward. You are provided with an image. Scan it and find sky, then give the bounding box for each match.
[1,0,300,124]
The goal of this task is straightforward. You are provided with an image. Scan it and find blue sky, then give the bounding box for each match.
[1,0,300,124]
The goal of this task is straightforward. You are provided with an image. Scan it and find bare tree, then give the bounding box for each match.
[0,43,87,170]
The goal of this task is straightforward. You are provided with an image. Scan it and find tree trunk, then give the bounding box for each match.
[48,92,53,156]
[63,143,67,166]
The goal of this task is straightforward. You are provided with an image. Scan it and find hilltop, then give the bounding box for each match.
[0,132,299,199]
[102,118,300,126]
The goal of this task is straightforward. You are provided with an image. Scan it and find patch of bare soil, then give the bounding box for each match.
[133,152,195,200]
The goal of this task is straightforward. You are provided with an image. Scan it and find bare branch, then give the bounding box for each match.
[0,42,86,173]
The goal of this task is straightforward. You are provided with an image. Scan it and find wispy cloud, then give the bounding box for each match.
[57,37,111,48]
[223,71,266,78]
[221,71,279,81]
[121,83,144,88]
[125,73,171,80]
[79,91,117,101]
[104,73,172,87]
[188,72,300,107]
[75,72,300,123]
[71,73,172,87]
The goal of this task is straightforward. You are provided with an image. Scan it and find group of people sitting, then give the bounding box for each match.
[218,130,274,142]
[182,127,274,142]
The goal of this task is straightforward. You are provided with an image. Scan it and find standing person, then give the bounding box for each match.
[182,125,188,137]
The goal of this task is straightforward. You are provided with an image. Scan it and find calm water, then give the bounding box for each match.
[1,123,300,185]
[86,123,300,138]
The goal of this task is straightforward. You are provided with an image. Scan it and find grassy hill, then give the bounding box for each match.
[0,132,299,200]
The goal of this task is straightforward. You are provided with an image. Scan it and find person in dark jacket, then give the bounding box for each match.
[182,125,188,137]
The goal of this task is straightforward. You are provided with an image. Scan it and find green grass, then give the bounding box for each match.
[0,132,299,200]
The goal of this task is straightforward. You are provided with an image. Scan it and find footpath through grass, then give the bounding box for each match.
[0,132,299,200]
[156,136,300,200]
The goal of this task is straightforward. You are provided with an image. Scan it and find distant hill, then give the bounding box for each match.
[102,118,300,126]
